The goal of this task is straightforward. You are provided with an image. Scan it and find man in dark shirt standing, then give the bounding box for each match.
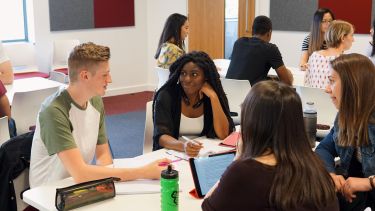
[226,16,293,86]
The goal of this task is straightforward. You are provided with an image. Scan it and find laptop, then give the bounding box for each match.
[295,86,338,136]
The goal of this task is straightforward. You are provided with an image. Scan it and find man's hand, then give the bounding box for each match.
[141,158,171,180]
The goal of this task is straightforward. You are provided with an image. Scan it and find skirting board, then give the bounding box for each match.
[104,83,157,97]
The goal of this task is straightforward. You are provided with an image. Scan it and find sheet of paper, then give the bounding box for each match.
[166,137,232,160]
[113,157,162,195]
[115,179,161,195]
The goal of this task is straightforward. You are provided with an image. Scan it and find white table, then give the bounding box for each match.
[23,138,234,211]
[217,62,306,87]
[268,67,305,86]
[5,77,65,104]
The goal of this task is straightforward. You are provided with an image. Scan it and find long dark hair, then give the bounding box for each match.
[371,19,375,57]
[308,8,335,56]
[154,13,187,59]
[240,81,336,210]
[153,51,235,134]
[331,53,375,147]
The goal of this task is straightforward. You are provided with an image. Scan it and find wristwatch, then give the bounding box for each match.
[369,175,375,190]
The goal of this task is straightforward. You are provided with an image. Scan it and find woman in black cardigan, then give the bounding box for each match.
[152,51,234,156]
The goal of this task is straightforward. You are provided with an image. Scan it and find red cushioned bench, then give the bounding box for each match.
[14,72,50,80]
[53,68,68,75]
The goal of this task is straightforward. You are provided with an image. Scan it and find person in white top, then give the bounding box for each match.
[304,20,354,89]
[299,8,335,71]
[0,41,14,84]
[30,42,170,188]
[152,51,235,157]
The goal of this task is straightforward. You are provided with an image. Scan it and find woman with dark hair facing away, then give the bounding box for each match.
[202,80,339,211]
[366,19,375,64]
[152,51,234,157]
[299,8,335,70]
[155,13,189,69]
[315,53,375,210]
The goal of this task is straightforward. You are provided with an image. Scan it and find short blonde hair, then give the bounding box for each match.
[68,42,110,82]
[325,20,354,48]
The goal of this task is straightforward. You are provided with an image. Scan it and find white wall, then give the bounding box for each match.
[30,0,188,96]
[33,0,149,96]
[255,0,371,67]
[146,0,187,89]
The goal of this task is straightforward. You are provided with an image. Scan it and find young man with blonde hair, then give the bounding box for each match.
[30,42,169,188]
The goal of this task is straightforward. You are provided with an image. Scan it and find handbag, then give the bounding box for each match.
[55,177,120,211]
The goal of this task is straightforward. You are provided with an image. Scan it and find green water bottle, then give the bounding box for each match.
[161,164,179,211]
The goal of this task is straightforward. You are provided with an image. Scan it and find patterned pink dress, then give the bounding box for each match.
[304,52,338,89]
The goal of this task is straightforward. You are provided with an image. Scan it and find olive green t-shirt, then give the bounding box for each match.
[30,89,107,188]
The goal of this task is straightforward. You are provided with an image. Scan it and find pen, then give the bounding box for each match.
[181,136,202,146]
[158,158,183,166]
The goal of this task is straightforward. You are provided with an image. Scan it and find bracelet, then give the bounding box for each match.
[369,175,375,190]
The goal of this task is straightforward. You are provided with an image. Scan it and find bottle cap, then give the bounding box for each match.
[161,164,179,179]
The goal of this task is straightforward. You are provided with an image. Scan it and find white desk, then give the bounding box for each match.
[5,77,65,104]
[13,65,39,74]
[23,138,233,211]
[217,62,306,86]
[214,59,230,78]
[268,67,305,86]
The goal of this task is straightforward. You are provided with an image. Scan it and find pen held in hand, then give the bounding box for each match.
[158,158,184,166]
[181,136,203,147]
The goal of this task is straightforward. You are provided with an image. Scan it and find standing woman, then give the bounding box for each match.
[316,53,375,210]
[304,20,354,89]
[299,8,335,70]
[202,81,338,210]
[152,51,234,156]
[155,13,189,69]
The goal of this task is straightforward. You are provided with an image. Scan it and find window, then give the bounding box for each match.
[0,0,29,42]
[224,0,238,59]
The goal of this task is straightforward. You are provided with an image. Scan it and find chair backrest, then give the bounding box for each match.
[3,42,37,69]
[11,87,60,134]
[52,39,80,69]
[143,101,154,154]
[14,169,29,210]
[296,86,337,125]
[0,131,34,210]
[220,78,251,124]
[155,67,170,89]
[213,59,231,77]
[0,116,10,145]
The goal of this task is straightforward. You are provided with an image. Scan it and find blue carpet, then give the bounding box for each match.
[105,111,146,158]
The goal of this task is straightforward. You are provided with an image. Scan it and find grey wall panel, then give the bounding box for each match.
[270,0,318,32]
[49,0,95,31]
